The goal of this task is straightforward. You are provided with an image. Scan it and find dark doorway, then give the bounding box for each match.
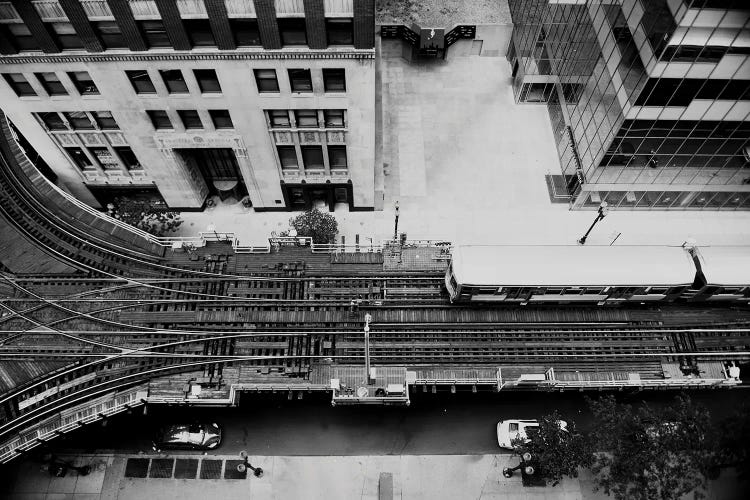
[176,148,247,202]
[281,182,353,211]
[87,185,166,209]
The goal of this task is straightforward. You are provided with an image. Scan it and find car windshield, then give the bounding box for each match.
[509,423,519,432]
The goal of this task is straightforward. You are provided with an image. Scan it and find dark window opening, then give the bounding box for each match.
[126,70,156,94]
[269,110,291,128]
[3,73,36,96]
[138,20,171,48]
[89,147,120,170]
[49,22,83,50]
[230,19,261,46]
[277,146,298,170]
[115,147,142,170]
[64,111,94,130]
[209,109,233,129]
[178,110,203,129]
[326,19,353,45]
[301,146,324,170]
[322,68,346,92]
[295,110,318,128]
[93,21,126,49]
[35,72,67,95]
[288,69,312,92]
[328,146,347,169]
[254,69,279,92]
[66,147,92,170]
[93,111,119,129]
[183,19,216,47]
[194,69,221,93]
[279,18,307,46]
[324,110,345,128]
[147,110,173,130]
[160,70,188,94]
[6,24,39,51]
[68,71,99,95]
[38,112,67,131]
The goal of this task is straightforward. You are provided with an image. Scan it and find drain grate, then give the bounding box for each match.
[200,459,223,479]
[224,460,247,480]
[124,458,149,478]
[149,459,174,478]
[174,459,199,479]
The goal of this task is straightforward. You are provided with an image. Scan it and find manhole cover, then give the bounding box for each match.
[124,458,149,478]
[200,459,223,479]
[224,460,247,480]
[149,459,174,478]
[174,459,199,479]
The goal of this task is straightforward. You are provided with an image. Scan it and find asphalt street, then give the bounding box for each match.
[48,390,749,457]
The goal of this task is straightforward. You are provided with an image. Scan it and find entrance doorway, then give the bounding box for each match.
[176,148,247,202]
[281,182,353,211]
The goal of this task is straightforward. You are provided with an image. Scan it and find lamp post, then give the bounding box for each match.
[393,201,400,242]
[237,450,263,477]
[364,313,372,384]
[577,201,609,245]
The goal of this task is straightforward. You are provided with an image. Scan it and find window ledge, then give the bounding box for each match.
[200,92,223,98]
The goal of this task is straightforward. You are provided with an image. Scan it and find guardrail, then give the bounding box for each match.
[0,386,148,464]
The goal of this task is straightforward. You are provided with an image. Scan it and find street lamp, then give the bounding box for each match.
[237,450,263,477]
[393,201,400,242]
[577,201,609,245]
[364,313,372,385]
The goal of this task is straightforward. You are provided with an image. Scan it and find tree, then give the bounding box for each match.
[587,394,718,500]
[107,197,182,237]
[512,411,594,486]
[718,403,750,482]
[286,208,338,244]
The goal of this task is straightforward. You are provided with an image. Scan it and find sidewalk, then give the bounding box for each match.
[2,453,747,500]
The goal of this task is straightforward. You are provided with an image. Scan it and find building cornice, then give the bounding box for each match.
[0,50,376,64]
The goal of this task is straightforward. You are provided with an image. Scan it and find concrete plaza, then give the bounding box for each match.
[176,34,750,248]
[3,452,747,500]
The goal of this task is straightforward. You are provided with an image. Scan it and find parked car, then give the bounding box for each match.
[152,422,222,451]
[496,419,568,449]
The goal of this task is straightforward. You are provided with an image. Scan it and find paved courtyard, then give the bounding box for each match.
[178,35,750,247]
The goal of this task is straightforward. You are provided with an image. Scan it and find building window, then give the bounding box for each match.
[324,109,345,128]
[183,19,216,47]
[322,69,346,92]
[178,110,203,129]
[126,70,156,94]
[328,146,348,169]
[230,19,261,46]
[326,19,353,45]
[6,24,39,51]
[209,109,233,129]
[288,69,313,92]
[277,146,298,170]
[64,111,94,130]
[93,21,126,49]
[34,73,67,96]
[115,146,141,170]
[89,147,119,170]
[194,69,221,93]
[160,70,188,94]
[147,110,173,130]
[138,20,171,48]
[38,112,67,131]
[254,69,279,93]
[50,22,83,50]
[279,18,307,46]
[2,73,36,97]
[65,147,93,170]
[92,111,119,129]
[295,110,319,128]
[68,72,99,96]
[269,110,291,128]
[301,146,324,170]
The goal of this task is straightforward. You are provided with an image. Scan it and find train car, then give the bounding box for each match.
[445,245,698,304]
[691,246,750,302]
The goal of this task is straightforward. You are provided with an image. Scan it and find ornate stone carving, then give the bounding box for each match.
[299,131,320,144]
[326,131,346,143]
[78,133,104,145]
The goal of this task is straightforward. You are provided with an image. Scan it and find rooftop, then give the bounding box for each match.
[375,0,511,26]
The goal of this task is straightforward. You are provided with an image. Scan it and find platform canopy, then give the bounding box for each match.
[450,245,697,287]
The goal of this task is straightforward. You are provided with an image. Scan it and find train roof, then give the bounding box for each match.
[698,246,750,286]
[449,245,696,287]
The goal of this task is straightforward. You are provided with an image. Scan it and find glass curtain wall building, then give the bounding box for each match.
[507,0,750,210]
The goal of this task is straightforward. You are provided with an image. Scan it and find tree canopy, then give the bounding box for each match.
[587,394,717,500]
[512,411,593,486]
[286,208,338,244]
[108,197,182,237]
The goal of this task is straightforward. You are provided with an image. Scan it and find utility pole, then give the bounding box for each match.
[364,313,372,384]
[393,201,399,242]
